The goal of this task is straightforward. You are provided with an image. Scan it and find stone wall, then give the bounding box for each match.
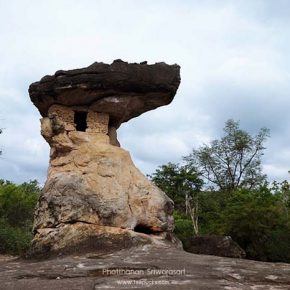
[48,105,75,131]
[86,111,109,134]
[47,104,109,135]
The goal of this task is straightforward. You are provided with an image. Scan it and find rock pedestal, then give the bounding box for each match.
[28,60,181,256]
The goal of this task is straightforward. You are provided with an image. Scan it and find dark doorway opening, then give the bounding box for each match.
[74,111,88,132]
[134,224,155,235]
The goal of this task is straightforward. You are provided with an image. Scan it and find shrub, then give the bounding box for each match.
[173,212,194,249]
[0,218,33,254]
[217,188,290,262]
[0,180,40,255]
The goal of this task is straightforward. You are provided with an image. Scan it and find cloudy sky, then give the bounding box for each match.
[0,0,290,184]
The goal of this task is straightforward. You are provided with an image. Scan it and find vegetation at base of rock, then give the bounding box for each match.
[173,212,195,249]
[0,119,289,263]
[0,180,40,255]
[150,120,290,263]
[171,184,290,262]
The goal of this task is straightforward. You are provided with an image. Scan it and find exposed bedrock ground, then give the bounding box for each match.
[2,244,290,289]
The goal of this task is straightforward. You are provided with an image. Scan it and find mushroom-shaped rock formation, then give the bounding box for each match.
[29,59,180,127]
[28,60,181,256]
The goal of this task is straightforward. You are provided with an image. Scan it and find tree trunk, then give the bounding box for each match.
[186,196,199,235]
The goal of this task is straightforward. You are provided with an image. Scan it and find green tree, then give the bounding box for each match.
[149,162,203,234]
[271,180,290,218]
[0,179,40,227]
[148,163,181,203]
[184,119,270,192]
[0,180,40,254]
[218,187,290,262]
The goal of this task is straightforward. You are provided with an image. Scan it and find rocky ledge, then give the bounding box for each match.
[29,60,180,128]
[1,244,290,289]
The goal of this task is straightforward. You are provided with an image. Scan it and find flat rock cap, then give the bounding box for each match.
[29,60,180,127]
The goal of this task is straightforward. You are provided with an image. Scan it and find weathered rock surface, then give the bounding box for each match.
[2,245,290,289]
[29,60,180,128]
[185,235,246,259]
[32,110,176,255]
[28,61,180,255]
[29,223,181,259]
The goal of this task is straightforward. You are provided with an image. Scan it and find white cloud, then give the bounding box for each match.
[263,164,289,182]
[0,0,289,183]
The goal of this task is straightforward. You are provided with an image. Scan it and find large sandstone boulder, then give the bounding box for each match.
[28,60,181,255]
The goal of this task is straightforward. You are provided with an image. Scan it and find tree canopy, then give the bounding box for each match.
[149,163,203,210]
[149,162,203,234]
[0,180,40,254]
[149,120,290,263]
[184,119,270,192]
